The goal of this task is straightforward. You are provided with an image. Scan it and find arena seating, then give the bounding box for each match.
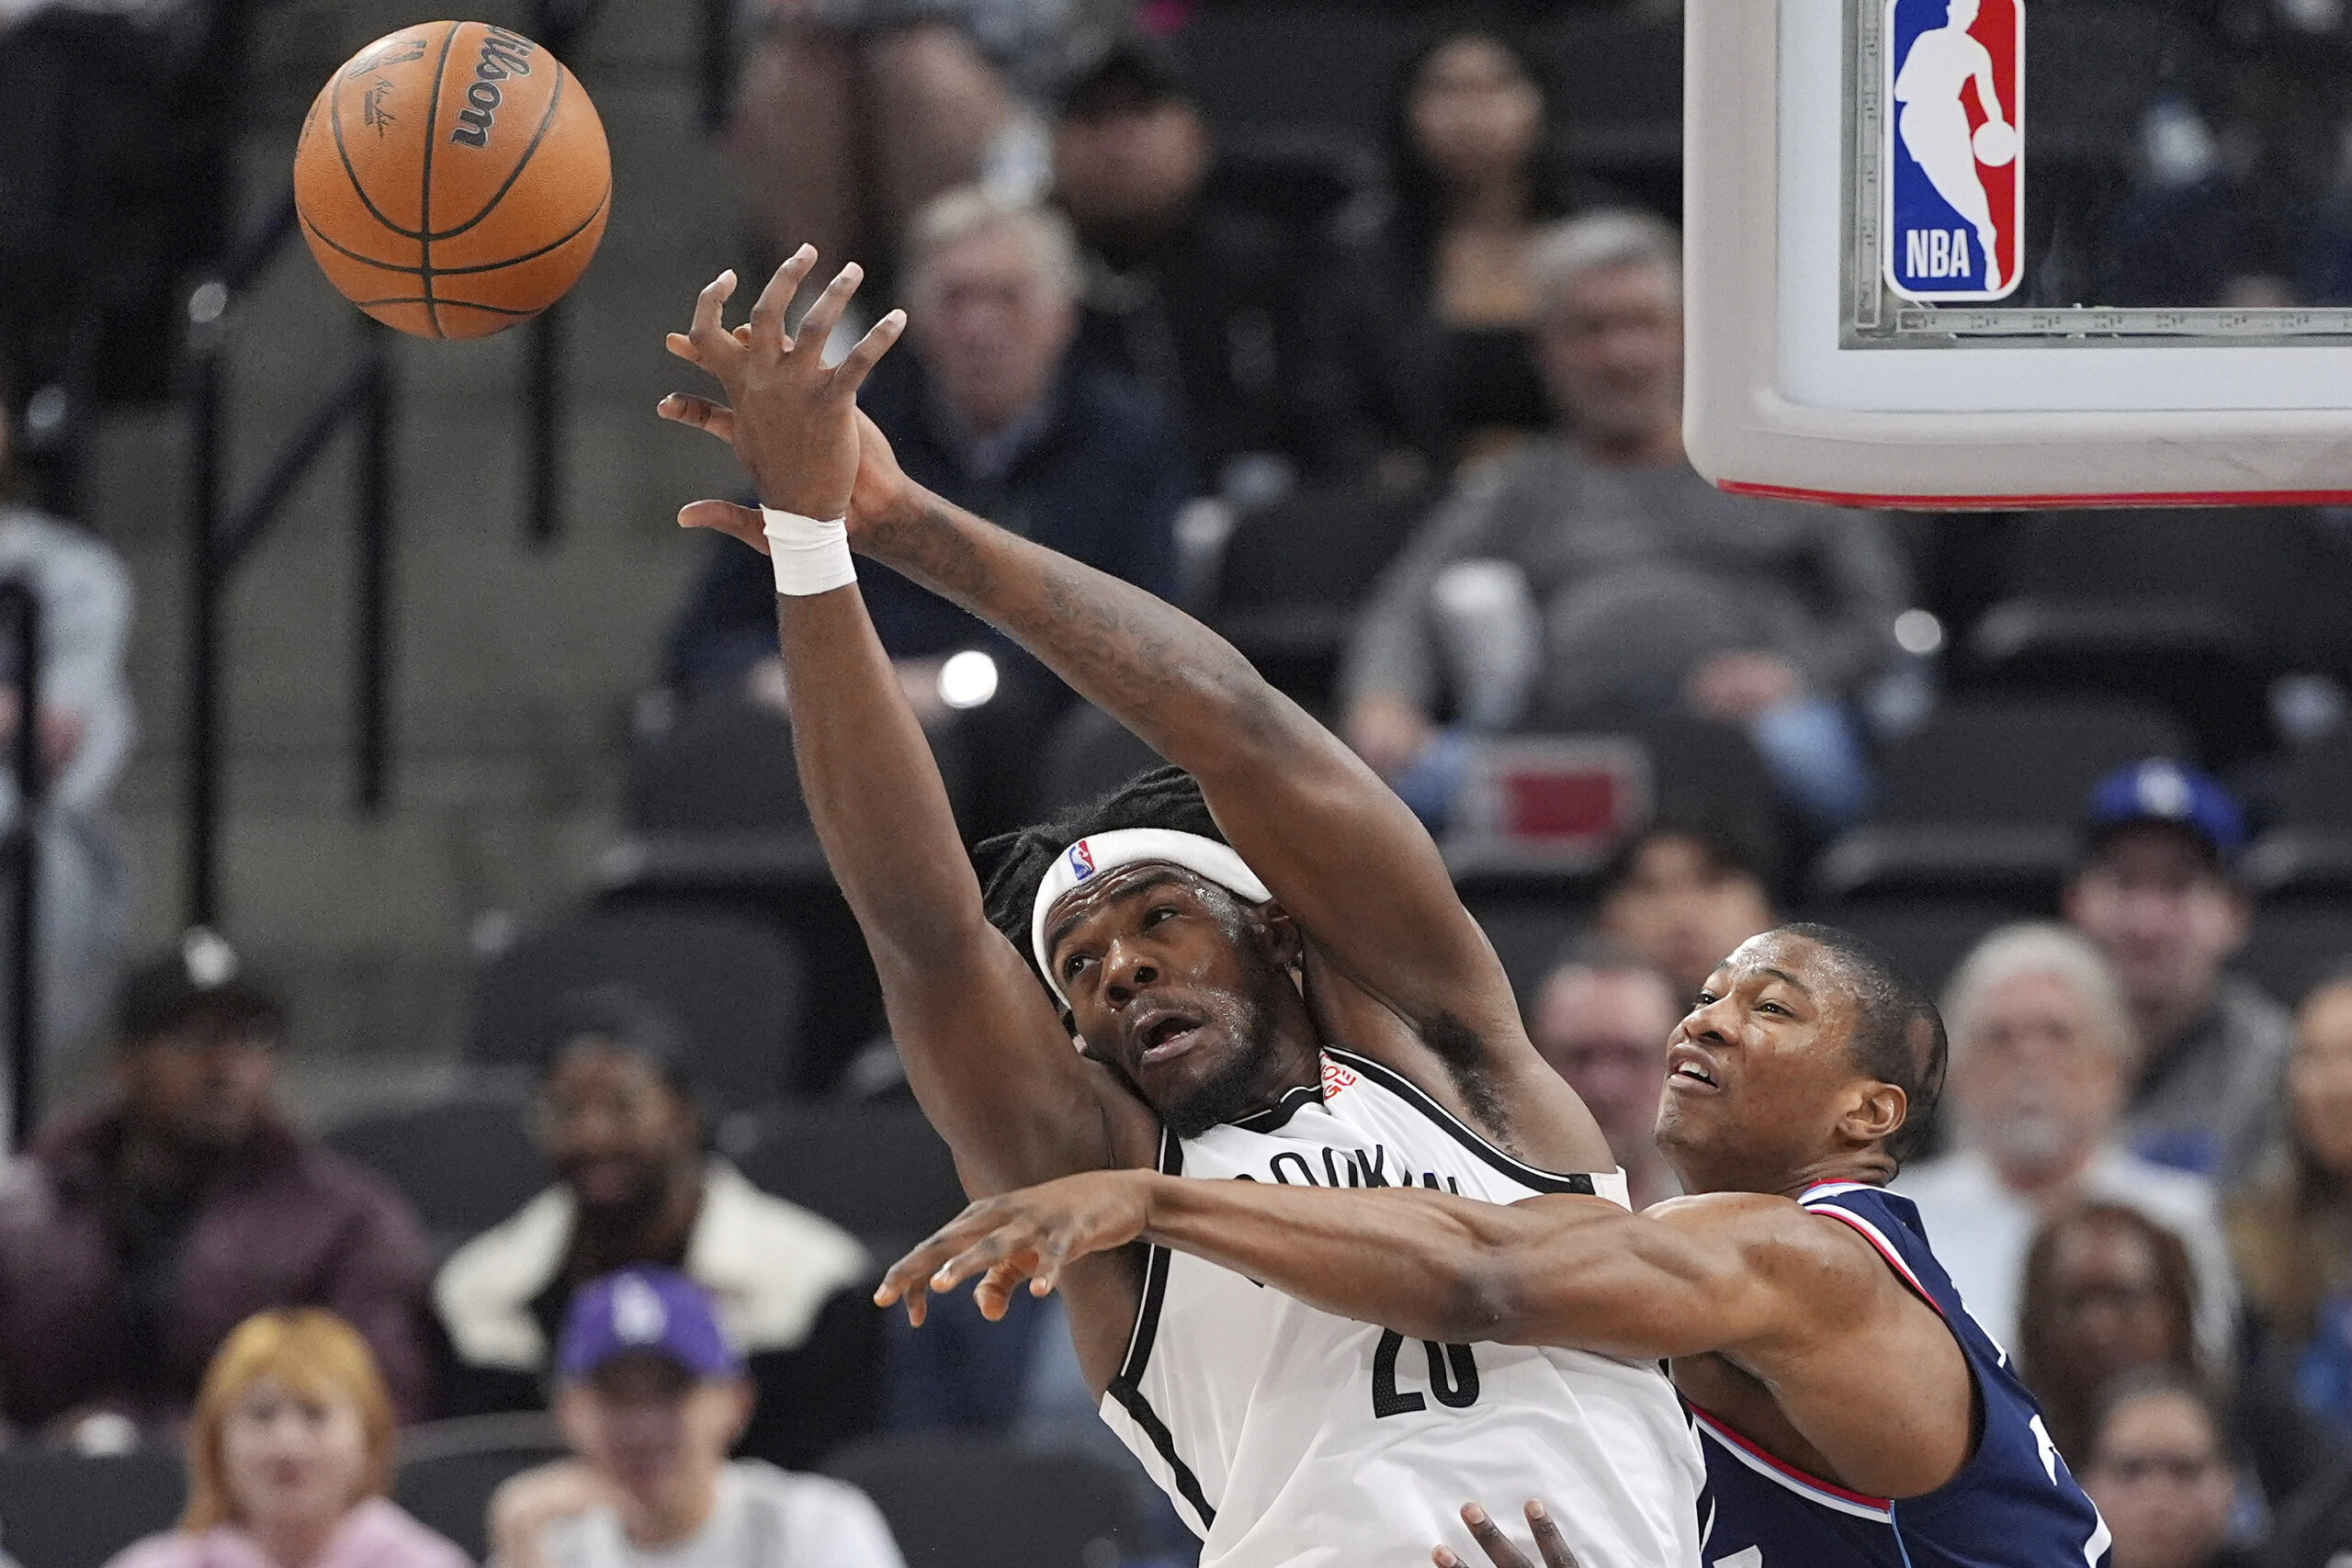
[1207,481,1430,715]
[1810,699,2189,901]
[1032,704,1166,821]
[464,904,807,1114]
[1960,509,2352,763]
[2245,729,2352,897]
[323,1089,549,1260]
[0,1450,184,1568]
[822,1436,1144,1568]
[390,1413,571,1561]
[723,1099,969,1259]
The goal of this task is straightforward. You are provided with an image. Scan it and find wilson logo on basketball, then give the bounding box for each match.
[449,27,536,148]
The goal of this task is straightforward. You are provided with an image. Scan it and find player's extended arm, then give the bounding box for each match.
[847,480,1515,1026]
[876,1165,1805,1362]
[658,254,1149,1195]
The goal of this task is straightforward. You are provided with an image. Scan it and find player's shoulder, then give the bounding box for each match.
[1648,1190,1915,1297]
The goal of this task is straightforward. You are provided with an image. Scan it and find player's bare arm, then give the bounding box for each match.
[879,1160,1971,1498]
[658,254,1159,1382]
[662,268,1604,1168]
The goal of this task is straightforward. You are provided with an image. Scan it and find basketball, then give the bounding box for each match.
[293,22,611,339]
[1971,118,2018,167]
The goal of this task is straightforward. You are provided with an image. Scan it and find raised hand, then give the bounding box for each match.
[658,244,906,527]
[876,1168,1157,1326]
[1434,1501,1582,1568]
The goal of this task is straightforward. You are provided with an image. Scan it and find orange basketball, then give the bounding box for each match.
[293,22,610,339]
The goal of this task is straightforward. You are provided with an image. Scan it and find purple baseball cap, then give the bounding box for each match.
[557,1267,743,1381]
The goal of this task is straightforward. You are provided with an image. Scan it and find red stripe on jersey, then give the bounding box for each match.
[1802,1201,1943,1318]
[1686,1403,1895,1515]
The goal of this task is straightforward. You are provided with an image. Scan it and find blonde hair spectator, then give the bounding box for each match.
[181,1310,397,1531]
[105,1309,466,1568]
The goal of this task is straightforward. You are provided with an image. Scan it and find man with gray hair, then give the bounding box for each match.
[1894,921,2236,1365]
[1338,209,1908,831]
[666,186,1188,831]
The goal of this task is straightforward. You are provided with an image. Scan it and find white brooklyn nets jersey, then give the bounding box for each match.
[1098,1047,1705,1568]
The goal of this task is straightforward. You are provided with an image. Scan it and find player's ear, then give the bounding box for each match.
[1840,1079,1908,1149]
[1254,902,1304,972]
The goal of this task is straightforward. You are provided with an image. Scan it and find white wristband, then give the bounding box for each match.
[762,506,857,596]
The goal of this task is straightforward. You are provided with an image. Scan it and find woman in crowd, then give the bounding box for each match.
[2232,970,2352,1447]
[2079,1370,2258,1568]
[107,1309,466,1568]
[2018,1201,2205,1463]
[2024,1201,2327,1508]
[1343,19,1619,467]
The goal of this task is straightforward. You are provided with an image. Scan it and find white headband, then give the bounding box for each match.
[1028,829,1272,1007]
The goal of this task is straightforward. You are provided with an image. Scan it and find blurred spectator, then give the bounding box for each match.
[0,932,433,1436]
[1337,211,1905,833]
[489,1268,905,1568]
[2063,760,2290,1182]
[2231,970,2352,1447]
[434,987,881,1469]
[105,1309,466,1568]
[2018,1203,2204,1463]
[1340,21,1620,466]
[2095,98,2266,310]
[1591,818,1780,1001]
[667,188,1186,829]
[1529,936,1682,1208]
[1051,31,1382,492]
[2077,1370,2257,1568]
[0,347,134,1077]
[723,0,1033,308]
[1895,924,2236,1367]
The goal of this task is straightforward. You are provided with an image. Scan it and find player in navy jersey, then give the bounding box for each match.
[885,922,2114,1568]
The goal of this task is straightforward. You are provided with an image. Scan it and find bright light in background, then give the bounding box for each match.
[1893,608,1945,657]
[938,650,999,710]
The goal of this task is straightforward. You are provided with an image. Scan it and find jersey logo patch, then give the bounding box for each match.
[1069,840,1096,880]
[1320,1057,1358,1099]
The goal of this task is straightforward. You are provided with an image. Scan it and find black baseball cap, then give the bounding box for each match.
[1054,30,1193,118]
[116,929,284,1045]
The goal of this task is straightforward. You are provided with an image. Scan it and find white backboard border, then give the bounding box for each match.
[1685,0,2352,508]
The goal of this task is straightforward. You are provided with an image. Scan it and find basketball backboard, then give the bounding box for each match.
[1686,0,2352,506]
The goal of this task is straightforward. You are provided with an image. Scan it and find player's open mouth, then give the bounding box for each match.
[1135,1010,1206,1063]
[1666,1046,1719,1091]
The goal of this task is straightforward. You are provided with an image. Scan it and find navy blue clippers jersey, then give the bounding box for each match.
[1690,1182,2113,1568]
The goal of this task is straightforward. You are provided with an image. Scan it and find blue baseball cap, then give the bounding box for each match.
[557,1267,743,1382]
[2083,759,2248,867]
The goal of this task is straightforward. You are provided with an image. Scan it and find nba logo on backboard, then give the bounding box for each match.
[1069,840,1096,880]
[1884,0,2023,300]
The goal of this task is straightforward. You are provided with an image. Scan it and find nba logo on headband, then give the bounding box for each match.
[1883,0,2023,301]
[1068,840,1096,880]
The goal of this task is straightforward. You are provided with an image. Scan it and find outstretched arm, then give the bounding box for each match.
[876,1167,1796,1360]
[662,275,1604,1164]
[658,254,1153,1200]
[877,1166,1979,1496]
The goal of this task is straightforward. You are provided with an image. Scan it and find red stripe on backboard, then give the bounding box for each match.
[1719,479,2352,511]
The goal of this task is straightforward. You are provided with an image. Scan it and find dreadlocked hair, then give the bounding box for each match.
[976,763,1223,984]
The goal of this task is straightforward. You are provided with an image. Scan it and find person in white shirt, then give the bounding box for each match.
[1894,922,2237,1364]
[489,1267,904,1568]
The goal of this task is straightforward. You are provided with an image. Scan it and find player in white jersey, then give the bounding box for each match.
[654,244,1704,1568]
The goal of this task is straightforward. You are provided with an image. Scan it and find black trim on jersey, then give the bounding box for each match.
[1116,1125,1184,1387]
[1230,1083,1320,1134]
[1107,1375,1218,1533]
[1323,1047,1600,1196]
